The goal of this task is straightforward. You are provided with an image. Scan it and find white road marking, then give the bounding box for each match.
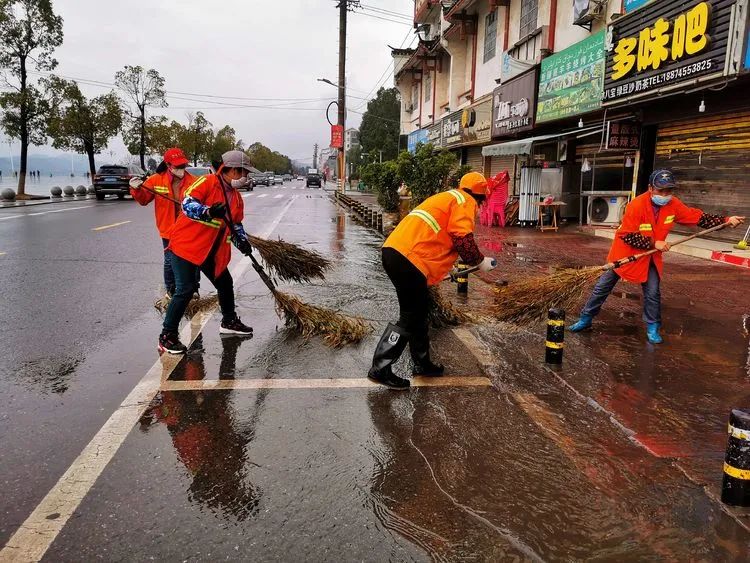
[91,220,131,232]
[161,376,492,391]
[256,194,268,199]
[242,193,253,198]
[0,204,111,221]
[0,252,6,256]
[291,186,297,190]
[0,197,299,562]
[273,194,284,199]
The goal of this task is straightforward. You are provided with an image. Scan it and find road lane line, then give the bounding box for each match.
[161,376,492,391]
[0,252,6,256]
[273,194,284,199]
[91,220,131,232]
[0,204,114,222]
[0,196,298,562]
[256,194,268,198]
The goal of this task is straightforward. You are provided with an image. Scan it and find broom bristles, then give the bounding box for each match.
[272,290,371,348]
[427,286,474,328]
[492,266,603,324]
[248,235,331,284]
[154,294,220,318]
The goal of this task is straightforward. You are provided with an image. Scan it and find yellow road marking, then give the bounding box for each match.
[92,220,131,231]
[161,376,492,391]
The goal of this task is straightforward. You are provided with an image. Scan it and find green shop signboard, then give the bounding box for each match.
[536,31,605,123]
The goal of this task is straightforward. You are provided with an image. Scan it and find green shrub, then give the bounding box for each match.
[395,143,462,207]
[361,161,401,212]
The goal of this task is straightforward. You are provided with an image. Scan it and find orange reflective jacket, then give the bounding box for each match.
[131,171,196,239]
[384,189,478,286]
[608,192,705,283]
[168,174,244,278]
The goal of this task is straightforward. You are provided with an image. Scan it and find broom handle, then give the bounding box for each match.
[604,222,729,271]
[140,185,278,291]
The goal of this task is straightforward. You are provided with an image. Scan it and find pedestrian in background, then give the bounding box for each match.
[368,172,497,389]
[570,169,744,343]
[157,150,254,354]
[129,147,200,299]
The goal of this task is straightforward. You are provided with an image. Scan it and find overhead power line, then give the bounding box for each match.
[359,4,413,20]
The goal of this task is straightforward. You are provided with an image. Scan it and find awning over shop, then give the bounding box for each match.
[482,127,602,157]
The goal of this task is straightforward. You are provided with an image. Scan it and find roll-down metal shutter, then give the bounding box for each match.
[465,146,485,174]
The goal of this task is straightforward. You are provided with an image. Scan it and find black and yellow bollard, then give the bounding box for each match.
[545,308,565,364]
[456,262,469,295]
[721,408,750,506]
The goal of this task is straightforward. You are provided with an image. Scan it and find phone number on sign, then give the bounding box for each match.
[604,59,715,101]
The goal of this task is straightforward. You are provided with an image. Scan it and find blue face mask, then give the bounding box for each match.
[651,194,672,206]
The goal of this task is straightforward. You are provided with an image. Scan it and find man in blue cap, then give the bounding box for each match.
[570,169,744,343]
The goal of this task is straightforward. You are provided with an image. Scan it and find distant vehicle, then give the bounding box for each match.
[271,174,283,185]
[306,172,321,188]
[251,173,269,187]
[186,166,212,177]
[296,175,303,181]
[93,164,146,200]
[283,174,292,181]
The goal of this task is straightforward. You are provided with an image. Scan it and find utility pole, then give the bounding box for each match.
[337,0,348,193]
[313,143,318,171]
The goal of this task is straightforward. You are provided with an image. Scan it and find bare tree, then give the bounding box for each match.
[114,65,167,169]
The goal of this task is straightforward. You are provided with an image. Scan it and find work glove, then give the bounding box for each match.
[129,177,143,189]
[207,202,226,219]
[727,216,745,228]
[479,257,497,272]
[232,234,253,256]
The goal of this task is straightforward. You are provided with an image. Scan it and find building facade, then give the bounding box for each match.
[344,128,360,152]
[392,0,750,230]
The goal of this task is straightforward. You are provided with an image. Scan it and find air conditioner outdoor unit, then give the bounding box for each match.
[587,195,627,225]
[573,0,607,28]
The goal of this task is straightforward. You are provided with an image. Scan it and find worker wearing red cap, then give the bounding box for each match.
[157,150,254,354]
[570,168,744,343]
[368,171,497,389]
[129,148,200,298]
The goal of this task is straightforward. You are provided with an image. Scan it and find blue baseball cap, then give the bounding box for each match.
[649,169,676,189]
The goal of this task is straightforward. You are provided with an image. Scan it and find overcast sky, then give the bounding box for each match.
[7,0,415,164]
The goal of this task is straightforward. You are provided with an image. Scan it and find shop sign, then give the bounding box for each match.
[492,68,538,137]
[603,0,733,103]
[407,128,429,153]
[624,0,651,13]
[330,125,344,148]
[536,31,606,123]
[605,121,641,150]
[426,122,443,148]
[442,99,493,148]
[744,28,750,70]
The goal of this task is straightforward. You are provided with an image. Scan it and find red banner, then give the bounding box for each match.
[330,125,344,148]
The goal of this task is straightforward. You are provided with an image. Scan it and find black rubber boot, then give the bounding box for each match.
[368,323,410,389]
[409,324,444,377]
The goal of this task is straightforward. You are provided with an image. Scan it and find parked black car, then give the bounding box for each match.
[93,164,146,200]
[306,173,321,188]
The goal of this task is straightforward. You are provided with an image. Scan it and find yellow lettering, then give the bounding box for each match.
[671,14,686,60]
[637,18,671,72]
[685,1,710,55]
[612,37,638,80]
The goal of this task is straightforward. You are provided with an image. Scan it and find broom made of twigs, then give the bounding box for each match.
[138,185,331,283]
[244,248,371,347]
[493,222,732,324]
[154,293,219,318]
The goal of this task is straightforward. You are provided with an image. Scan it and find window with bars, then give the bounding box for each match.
[519,0,538,39]
[425,72,432,103]
[484,10,497,63]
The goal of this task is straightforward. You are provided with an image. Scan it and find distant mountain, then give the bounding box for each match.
[0,154,124,176]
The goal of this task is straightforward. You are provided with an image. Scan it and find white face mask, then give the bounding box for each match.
[171,167,185,179]
[230,175,249,189]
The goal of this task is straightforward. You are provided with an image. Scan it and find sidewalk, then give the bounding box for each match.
[467,221,750,522]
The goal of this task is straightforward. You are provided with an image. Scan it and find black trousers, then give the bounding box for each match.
[382,247,429,335]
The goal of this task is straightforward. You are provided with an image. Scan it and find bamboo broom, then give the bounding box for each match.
[493,222,731,324]
[138,185,331,283]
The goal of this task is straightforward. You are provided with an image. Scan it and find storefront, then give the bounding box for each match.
[603,0,749,239]
[485,67,539,193]
[407,128,429,153]
[441,97,493,173]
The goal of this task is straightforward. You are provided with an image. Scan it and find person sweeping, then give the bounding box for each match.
[570,169,744,343]
[368,172,497,389]
[157,150,254,354]
[129,147,200,299]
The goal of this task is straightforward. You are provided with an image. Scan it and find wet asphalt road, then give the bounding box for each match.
[2,181,750,561]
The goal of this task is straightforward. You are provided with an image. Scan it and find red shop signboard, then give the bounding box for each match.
[330,125,344,148]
